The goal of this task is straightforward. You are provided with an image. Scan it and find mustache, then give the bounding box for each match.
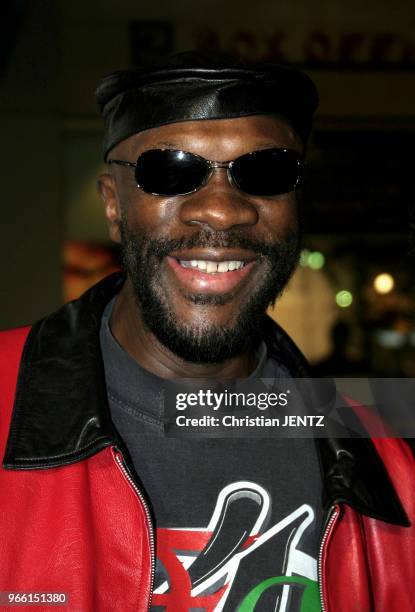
[139,229,299,261]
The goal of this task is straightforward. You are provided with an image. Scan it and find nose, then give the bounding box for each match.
[178,169,259,231]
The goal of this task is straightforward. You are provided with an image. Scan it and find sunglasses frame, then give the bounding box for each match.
[107,148,304,197]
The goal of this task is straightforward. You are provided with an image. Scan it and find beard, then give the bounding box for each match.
[120,217,300,364]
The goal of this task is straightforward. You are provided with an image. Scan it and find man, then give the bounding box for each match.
[0,53,414,612]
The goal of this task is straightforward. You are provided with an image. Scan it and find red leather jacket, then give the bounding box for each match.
[0,275,414,611]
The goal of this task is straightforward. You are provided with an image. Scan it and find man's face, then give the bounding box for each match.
[103,115,302,363]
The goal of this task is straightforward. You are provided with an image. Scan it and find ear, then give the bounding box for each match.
[97,173,121,243]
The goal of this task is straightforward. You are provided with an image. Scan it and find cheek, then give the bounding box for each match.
[259,196,299,238]
[121,192,180,234]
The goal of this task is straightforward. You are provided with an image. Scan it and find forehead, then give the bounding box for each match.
[112,115,303,160]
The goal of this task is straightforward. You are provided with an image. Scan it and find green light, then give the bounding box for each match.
[336,290,353,308]
[300,249,310,267]
[307,251,325,270]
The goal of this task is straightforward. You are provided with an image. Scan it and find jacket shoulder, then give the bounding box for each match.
[372,435,415,521]
[0,326,31,459]
[0,326,31,377]
[346,395,415,523]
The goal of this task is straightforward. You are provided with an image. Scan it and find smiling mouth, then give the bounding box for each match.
[177,259,246,273]
[165,254,257,295]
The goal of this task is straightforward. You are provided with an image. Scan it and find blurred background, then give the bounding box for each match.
[1,0,414,375]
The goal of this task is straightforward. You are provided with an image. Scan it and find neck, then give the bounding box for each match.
[110,280,257,379]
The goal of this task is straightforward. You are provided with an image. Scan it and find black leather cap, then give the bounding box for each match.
[96,51,319,160]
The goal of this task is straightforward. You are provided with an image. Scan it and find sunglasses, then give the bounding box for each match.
[107,148,304,197]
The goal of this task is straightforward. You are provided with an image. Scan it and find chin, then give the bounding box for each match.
[143,301,264,364]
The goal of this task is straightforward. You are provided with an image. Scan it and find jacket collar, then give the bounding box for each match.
[3,273,409,527]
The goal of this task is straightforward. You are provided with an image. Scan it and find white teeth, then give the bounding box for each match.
[179,259,245,273]
[206,261,218,273]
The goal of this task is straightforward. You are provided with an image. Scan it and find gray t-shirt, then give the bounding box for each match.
[100,300,323,612]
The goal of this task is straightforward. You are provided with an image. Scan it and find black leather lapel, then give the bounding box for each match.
[318,436,410,526]
[3,273,124,469]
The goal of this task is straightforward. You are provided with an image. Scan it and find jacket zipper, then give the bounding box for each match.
[113,449,156,610]
[318,505,340,612]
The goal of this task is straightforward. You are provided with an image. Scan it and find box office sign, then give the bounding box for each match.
[130,21,415,70]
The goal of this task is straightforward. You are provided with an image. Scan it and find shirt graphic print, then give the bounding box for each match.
[151,481,320,611]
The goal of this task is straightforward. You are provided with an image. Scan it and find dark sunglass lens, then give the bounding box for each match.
[231,149,302,196]
[135,149,207,196]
